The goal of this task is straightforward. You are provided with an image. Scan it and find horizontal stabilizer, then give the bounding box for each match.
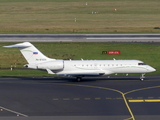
[3,42,31,48]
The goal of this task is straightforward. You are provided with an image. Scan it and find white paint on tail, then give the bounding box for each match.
[4,42,53,64]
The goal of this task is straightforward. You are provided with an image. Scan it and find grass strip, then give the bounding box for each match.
[0,0,159,33]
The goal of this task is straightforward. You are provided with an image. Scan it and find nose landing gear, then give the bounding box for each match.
[140,73,145,81]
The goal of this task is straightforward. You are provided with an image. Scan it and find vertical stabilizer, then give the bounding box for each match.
[4,42,53,64]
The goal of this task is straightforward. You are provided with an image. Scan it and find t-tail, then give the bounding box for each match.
[3,42,55,69]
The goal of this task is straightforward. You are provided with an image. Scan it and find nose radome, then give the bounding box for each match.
[152,68,156,72]
[150,67,156,72]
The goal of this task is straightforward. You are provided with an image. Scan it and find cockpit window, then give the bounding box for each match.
[138,63,146,65]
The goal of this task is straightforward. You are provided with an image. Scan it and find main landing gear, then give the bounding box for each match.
[76,77,82,82]
[140,73,145,81]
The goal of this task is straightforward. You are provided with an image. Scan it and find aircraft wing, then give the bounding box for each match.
[58,72,105,76]
[46,69,115,76]
[46,69,106,76]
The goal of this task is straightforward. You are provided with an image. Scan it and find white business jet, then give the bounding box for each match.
[4,42,156,81]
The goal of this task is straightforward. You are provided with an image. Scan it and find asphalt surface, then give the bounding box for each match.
[0,75,160,120]
[0,34,160,42]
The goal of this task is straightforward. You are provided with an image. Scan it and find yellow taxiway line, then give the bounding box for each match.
[129,99,160,102]
[129,100,144,102]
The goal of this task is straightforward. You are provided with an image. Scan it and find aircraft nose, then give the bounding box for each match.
[149,66,156,72]
[152,68,156,72]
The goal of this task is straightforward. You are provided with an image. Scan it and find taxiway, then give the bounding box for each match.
[0,75,159,120]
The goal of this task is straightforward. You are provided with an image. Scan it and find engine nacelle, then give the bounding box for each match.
[24,64,37,69]
[37,60,64,70]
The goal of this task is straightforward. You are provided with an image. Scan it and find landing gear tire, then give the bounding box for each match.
[76,77,82,82]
